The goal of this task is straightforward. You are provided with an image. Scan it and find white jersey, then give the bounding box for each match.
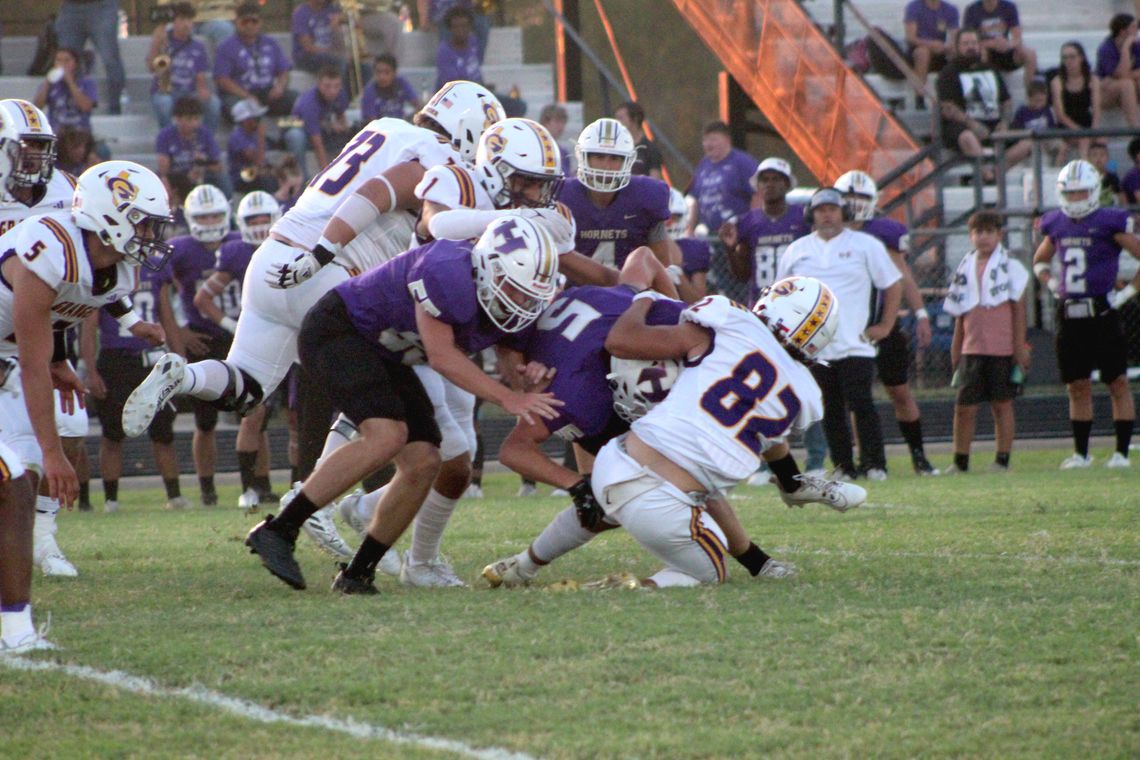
[632,295,823,491]
[272,118,460,273]
[0,170,75,236]
[0,213,137,357]
[416,161,495,215]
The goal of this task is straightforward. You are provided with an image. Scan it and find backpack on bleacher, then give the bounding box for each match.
[867,27,908,82]
[27,15,58,77]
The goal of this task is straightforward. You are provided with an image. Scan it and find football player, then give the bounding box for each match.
[834,170,938,476]
[1033,160,1140,469]
[0,160,172,651]
[667,187,710,300]
[243,214,562,594]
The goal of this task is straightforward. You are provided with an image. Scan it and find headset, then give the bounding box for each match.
[803,186,853,226]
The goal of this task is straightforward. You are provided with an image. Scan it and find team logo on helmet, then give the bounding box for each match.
[107,171,139,207]
[769,280,797,299]
[481,100,499,128]
[484,128,507,156]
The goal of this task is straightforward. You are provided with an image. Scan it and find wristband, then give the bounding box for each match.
[632,290,661,303]
[116,310,142,331]
[1033,262,1051,278]
[219,316,238,334]
[313,235,342,266]
[914,307,929,320]
[666,265,684,285]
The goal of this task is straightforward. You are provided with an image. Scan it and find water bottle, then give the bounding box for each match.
[118,9,129,39]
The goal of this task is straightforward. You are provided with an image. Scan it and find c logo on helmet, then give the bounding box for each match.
[106,171,139,207]
[769,280,796,299]
[481,100,499,129]
[484,131,507,156]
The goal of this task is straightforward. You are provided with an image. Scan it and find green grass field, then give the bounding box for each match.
[2,447,1137,759]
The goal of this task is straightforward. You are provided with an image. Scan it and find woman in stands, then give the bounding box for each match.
[1051,42,1101,159]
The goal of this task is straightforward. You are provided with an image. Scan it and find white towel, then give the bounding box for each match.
[943,245,1029,316]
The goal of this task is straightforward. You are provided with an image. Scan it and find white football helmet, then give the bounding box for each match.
[833,169,878,221]
[417,80,506,162]
[183,184,231,243]
[0,99,56,198]
[1056,160,1101,219]
[575,117,636,192]
[72,160,174,270]
[472,214,559,332]
[475,118,564,209]
[607,356,681,422]
[236,190,281,244]
[667,187,688,238]
[752,276,838,362]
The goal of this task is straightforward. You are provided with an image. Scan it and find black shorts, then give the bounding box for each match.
[908,47,948,72]
[941,118,998,151]
[96,349,176,443]
[297,290,441,447]
[1056,305,1128,385]
[987,48,1020,71]
[956,354,1018,405]
[186,331,233,431]
[875,324,912,386]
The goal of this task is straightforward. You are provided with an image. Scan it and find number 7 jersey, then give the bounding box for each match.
[631,295,823,490]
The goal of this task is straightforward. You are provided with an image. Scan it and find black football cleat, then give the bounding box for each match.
[245,514,306,590]
[331,563,379,595]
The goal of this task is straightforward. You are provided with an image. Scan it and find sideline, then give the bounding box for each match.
[0,657,540,760]
[774,545,1140,567]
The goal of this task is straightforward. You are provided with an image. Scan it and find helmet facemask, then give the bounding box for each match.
[3,134,56,193]
[119,207,175,271]
[472,216,558,333]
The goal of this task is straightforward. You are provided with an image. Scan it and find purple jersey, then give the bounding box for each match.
[678,237,711,276]
[735,205,810,305]
[1039,207,1133,298]
[213,34,291,92]
[167,233,242,335]
[44,77,98,132]
[435,38,482,90]
[153,31,209,95]
[335,239,521,364]
[962,0,1018,40]
[688,148,759,230]
[291,85,350,137]
[557,175,671,269]
[904,0,959,42]
[292,2,342,61]
[360,76,418,121]
[215,238,257,289]
[526,285,685,441]
[97,259,171,352]
[860,216,909,253]
[1012,104,1056,132]
[1123,167,1140,206]
[156,125,222,174]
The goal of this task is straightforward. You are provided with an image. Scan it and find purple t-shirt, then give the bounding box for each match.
[292,2,342,62]
[688,148,759,230]
[435,37,481,90]
[557,175,671,269]
[335,238,523,364]
[97,260,170,352]
[214,34,291,91]
[1122,167,1140,205]
[360,76,418,121]
[292,86,349,137]
[735,204,810,305]
[904,0,960,43]
[227,126,260,185]
[962,0,1018,40]
[1039,206,1132,298]
[678,237,711,276]
[154,31,210,95]
[167,232,242,335]
[1012,104,1056,131]
[155,125,222,174]
[44,77,98,132]
[1095,37,1140,79]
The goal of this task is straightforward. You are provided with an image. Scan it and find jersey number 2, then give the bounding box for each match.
[699,351,800,455]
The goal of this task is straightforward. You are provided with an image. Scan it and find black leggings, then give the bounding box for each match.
[811,357,885,471]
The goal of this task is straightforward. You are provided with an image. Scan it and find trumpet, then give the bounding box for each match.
[240,166,260,183]
[152,53,172,94]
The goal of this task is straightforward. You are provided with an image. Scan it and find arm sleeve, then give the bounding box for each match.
[428,208,505,241]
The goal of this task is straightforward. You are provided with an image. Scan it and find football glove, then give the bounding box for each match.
[569,476,605,530]
[0,357,18,396]
[1111,283,1137,310]
[519,207,575,254]
[265,243,337,289]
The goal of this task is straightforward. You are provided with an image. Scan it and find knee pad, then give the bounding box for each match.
[212,365,265,415]
[329,413,358,442]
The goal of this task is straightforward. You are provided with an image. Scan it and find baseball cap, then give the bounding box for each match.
[231,98,268,122]
[809,187,844,209]
[750,157,797,191]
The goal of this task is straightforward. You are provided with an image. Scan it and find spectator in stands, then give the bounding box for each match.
[904,0,960,98]
[1087,141,1125,207]
[419,0,491,63]
[614,101,663,180]
[292,0,348,77]
[273,155,305,211]
[155,0,236,50]
[149,2,222,133]
[360,54,419,122]
[33,48,97,135]
[215,2,296,120]
[686,120,758,236]
[1011,79,1063,165]
[1052,42,1102,159]
[55,126,99,176]
[942,210,1029,474]
[1123,137,1140,206]
[538,103,574,176]
[936,28,1019,180]
[284,66,351,177]
[1095,14,1140,128]
[156,97,230,204]
[359,1,404,64]
[434,6,481,90]
[54,0,126,115]
[962,0,1037,89]
[228,99,274,195]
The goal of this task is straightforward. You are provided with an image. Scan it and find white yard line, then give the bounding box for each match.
[0,657,540,760]
[774,545,1140,566]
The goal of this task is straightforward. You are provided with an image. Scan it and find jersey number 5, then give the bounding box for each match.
[23,240,46,262]
[699,351,800,455]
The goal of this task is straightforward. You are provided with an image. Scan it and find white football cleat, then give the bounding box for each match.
[862,467,888,482]
[1105,452,1131,469]
[778,474,866,513]
[757,558,797,579]
[463,483,484,499]
[103,500,120,514]
[516,483,539,498]
[549,488,570,498]
[399,550,467,587]
[121,353,185,438]
[377,548,403,577]
[165,496,189,510]
[302,506,354,559]
[33,512,77,577]
[0,630,57,656]
[335,488,369,537]
[237,487,260,511]
[481,555,537,588]
[1060,453,1093,470]
[746,471,772,487]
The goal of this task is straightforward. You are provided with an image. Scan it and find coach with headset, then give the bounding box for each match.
[777,188,903,481]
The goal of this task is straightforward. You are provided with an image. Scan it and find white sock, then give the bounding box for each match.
[410,489,458,564]
[316,414,356,468]
[0,604,34,643]
[35,494,60,517]
[529,506,595,565]
[182,359,234,400]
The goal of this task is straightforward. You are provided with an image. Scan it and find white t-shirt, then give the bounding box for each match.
[776,228,901,360]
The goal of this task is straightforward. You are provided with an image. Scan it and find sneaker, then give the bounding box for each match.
[1060,453,1093,470]
[912,453,940,476]
[757,558,797,579]
[550,488,570,497]
[941,463,965,475]
[516,483,539,498]
[104,500,120,514]
[237,488,260,511]
[399,550,467,588]
[121,353,185,438]
[482,555,536,588]
[33,513,77,578]
[747,471,773,487]
[1105,452,1131,469]
[988,462,1010,474]
[378,549,403,577]
[862,467,888,482]
[245,515,306,590]
[463,483,484,499]
[777,474,866,513]
[336,489,369,537]
[165,496,189,510]
[200,488,218,508]
[331,563,378,595]
[0,627,56,656]
[302,506,354,559]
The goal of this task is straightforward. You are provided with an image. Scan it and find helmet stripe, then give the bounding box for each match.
[789,287,831,348]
